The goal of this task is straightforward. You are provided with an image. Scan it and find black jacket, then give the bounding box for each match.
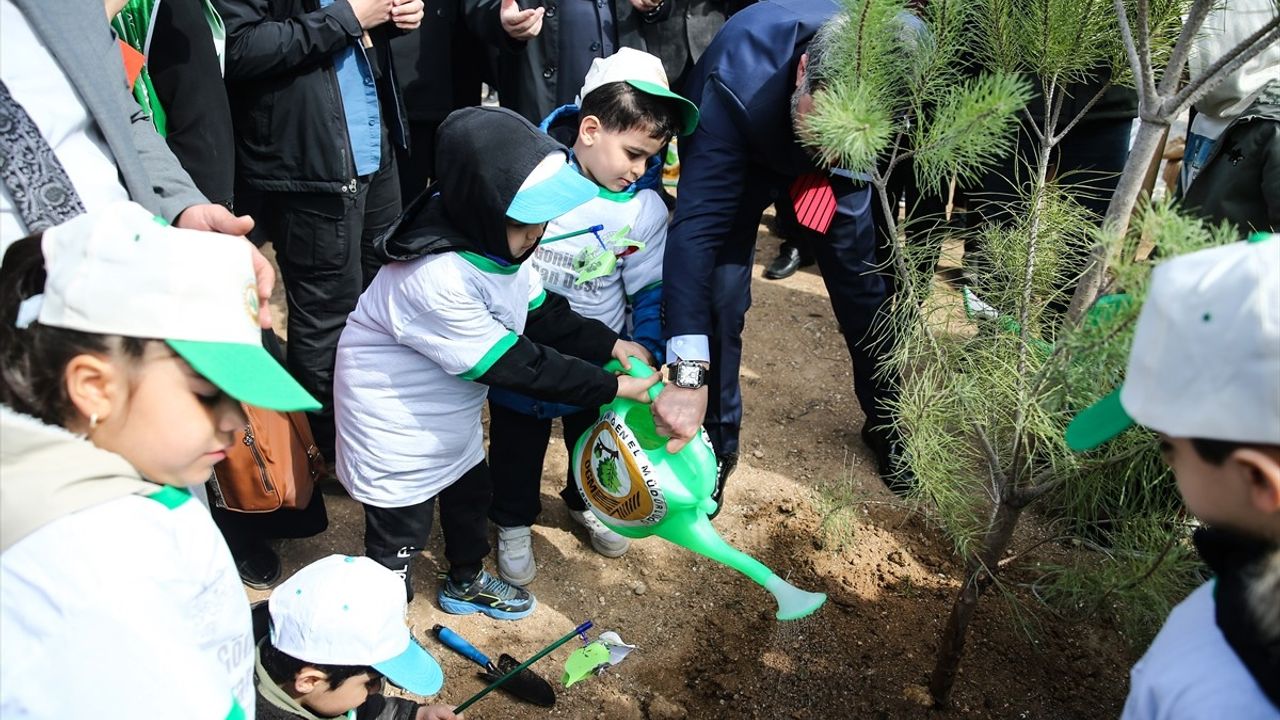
[1183,81,1279,235]
[216,0,411,193]
[378,106,620,407]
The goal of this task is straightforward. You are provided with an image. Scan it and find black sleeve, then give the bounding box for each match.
[524,291,618,363]
[356,694,420,720]
[476,336,618,408]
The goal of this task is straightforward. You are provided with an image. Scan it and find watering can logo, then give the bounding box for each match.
[577,413,668,526]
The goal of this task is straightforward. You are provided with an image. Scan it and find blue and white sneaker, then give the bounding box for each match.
[438,569,536,620]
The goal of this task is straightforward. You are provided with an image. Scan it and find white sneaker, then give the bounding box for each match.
[569,509,630,558]
[496,526,536,585]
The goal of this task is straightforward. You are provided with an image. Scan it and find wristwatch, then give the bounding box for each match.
[667,360,708,389]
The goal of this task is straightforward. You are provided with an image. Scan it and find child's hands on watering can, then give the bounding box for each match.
[616,372,662,403]
[418,705,462,720]
[611,339,654,369]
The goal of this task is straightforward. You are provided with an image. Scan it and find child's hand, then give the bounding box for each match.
[417,704,462,720]
[611,339,655,370]
[616,372,662,403]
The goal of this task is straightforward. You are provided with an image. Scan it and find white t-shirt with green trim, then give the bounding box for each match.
[532,187,667,332]
[335,251,545,508]
[1,487,253,719]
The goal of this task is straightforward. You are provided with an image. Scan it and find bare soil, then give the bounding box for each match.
[252,213,1135,719]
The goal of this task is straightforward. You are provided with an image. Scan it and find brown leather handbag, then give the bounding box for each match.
[209,405,322,513]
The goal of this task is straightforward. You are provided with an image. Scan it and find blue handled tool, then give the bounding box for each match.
[431,625,555,707]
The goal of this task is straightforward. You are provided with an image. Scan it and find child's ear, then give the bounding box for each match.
[1231,447,1280,514]
[63,353,120,431]
[292,667,330,695]
[579,114,602,146]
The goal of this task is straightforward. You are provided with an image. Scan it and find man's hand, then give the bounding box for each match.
[500,0,544,40]
[652,384,707,453]
[611,339,654,370]
[392,0,425,29]
[348,0,395,29]
[416,705,462,720]
[616,372,662,403]
[174,204,274,329]
[628,0,662,13]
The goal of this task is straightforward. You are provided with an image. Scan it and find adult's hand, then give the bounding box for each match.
[392,0,425,29]
[347,0,395,29]
[174,204,274,329]
[500,0,544,40]
[627,0,662,13]
[652,384,707,453]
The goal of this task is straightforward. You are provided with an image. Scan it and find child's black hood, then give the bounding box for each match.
[375,107,573,264]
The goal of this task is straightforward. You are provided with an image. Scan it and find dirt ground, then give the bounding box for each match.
[251,212,1136,719]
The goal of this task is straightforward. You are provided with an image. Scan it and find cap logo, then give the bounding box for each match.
[244,283,259,327]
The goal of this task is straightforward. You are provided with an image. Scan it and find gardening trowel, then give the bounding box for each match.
[431,625,556,707]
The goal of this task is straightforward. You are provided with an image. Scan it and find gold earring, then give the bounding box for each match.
[89,413,99,431]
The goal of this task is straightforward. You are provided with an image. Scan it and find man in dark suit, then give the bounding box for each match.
[653,0,902,515]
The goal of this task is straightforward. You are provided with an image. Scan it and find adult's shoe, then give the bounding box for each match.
[708,452,739,520]
[496,525,537,585]
[236,542,282,590]
[438,569,536,620]
[860,424,915,497]
[568,509,630,558]
[763,242,814,280]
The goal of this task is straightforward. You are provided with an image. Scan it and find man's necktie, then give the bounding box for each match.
[0,79,86,234]
[790,172,836,234]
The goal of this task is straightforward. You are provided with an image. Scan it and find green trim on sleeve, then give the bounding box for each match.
[626,280,662,303]
[225,696,246,720]
[145,485,192,510]
[459,332,520,381]
[528,289,548,311]
[459,251,519,275]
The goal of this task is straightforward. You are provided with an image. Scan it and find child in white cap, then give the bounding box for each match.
[334,107,658,619]
[256,555,457,720]
[487,48,700,585]
[1066,234,1280,717]
[0,202,321,718]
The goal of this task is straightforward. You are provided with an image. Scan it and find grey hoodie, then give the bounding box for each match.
[0,406,159,552]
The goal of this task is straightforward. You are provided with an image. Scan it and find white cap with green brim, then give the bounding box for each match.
[1065,233,1280,452]
[36,202,319,412]
[577,47,700,136]
[270,555,444,696]
[507,151,599,225]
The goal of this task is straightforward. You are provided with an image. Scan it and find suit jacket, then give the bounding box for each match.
[11,0,206,224]
[662,0,835,338]
[639,0,753,89]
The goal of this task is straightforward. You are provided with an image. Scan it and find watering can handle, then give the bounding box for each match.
[604,356,664,403]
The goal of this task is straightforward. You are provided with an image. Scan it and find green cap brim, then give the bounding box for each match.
[1065,388,1133,452]
[167,339,321,412]
[626,79,700,136]
[507,162,599,224]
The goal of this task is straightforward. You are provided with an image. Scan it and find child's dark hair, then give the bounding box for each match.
[580,81,680,141]
[0,235,149,426]
[260,637,379,689]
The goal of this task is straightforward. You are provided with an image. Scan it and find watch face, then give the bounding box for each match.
[674,363,703,387]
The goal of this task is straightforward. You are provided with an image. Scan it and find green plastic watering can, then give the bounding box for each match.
[571,358,827,621]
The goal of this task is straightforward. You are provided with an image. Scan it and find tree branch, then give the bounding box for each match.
[1157,0,1217,96]
[974,425,1005,504]
[1166,21,1280,117]
[1021,106,1046,143]
[1052,81,1112,145]
[1113,0,1152,113]
[1134,0,1158,102]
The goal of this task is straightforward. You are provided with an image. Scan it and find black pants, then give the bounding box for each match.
[257,151,401,462]
[487,402,597,528]
[362,460,492,600]
[706,174,894,457]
